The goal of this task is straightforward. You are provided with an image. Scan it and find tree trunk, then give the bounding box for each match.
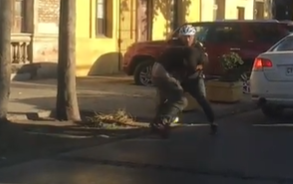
[0,0,12,122]
[56,0,81,121]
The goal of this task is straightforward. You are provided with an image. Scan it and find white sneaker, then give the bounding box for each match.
[173,117,180,123]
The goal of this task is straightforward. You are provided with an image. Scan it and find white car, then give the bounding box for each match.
[250,34,293,118]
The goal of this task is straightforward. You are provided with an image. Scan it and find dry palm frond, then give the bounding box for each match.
[87,109,137,127]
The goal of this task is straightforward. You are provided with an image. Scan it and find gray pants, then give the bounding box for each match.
[153,76,188,122]
[154,76,214,124]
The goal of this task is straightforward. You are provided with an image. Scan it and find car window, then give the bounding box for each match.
[249,23,289,43]
[271,35,293,52]
[171,24,210,42]
[192,25,210,42]
[205,24,242,43]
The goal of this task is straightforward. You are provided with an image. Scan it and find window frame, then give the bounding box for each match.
[95,0,107,37]
[11,0,25,33]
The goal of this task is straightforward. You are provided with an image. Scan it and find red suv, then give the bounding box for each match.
[122,20,289,86]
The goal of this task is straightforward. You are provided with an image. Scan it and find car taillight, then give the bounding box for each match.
[252,58,273,70]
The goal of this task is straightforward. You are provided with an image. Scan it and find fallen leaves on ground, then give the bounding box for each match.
[86,109,139,128]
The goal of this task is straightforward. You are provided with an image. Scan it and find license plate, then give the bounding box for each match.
[286,67,293,75]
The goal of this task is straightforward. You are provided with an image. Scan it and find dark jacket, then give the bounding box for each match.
[157,46,202,80]
[194,42,208,65]
[193,42,208,77]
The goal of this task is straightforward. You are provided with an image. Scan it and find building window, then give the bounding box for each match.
[96,0,107,36]
[12,0,25,32]
[213,4,218,20]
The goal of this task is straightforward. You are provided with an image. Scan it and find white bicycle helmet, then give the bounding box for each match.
[179,25,196,36]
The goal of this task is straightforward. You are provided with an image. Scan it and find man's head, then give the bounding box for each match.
[178,25,196,46]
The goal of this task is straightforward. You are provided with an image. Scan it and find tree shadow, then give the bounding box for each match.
[11,62,58,81]
[253,109,293,128]
[87,52,123,76]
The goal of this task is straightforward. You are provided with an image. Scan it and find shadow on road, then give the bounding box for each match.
[0,120,148,168]
[3,110,293,183]
[252,109,293,129]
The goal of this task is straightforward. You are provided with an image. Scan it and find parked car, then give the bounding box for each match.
[122,20,290,86]
[250,33,293,118]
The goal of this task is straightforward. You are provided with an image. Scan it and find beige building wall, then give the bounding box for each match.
[225,0,254,19]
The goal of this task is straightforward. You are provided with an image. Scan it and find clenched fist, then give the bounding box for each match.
[196,64,203,70]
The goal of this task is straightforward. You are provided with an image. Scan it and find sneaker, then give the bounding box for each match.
[173,117,180,123]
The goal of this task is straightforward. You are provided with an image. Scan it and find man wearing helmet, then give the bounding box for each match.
[176,25,208,97]
[151,25,216,138]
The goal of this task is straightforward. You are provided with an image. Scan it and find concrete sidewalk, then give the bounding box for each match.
[8,79,256,122]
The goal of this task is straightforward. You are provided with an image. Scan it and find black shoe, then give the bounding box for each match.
[210,123,218,135]
[150,120,170,139]
[160,123,170,139]
[149,123,158,134]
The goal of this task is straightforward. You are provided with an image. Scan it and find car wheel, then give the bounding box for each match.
[261,105,284,118]
[134,60,154,86]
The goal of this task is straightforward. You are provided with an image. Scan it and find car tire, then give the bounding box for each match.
[261,105,284,118]
[134,60,154,86]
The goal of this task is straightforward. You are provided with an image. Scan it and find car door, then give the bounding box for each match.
[202,23,244,76]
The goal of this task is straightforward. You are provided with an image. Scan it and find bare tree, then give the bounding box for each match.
[0,0,12,123]
[56,0,81,121]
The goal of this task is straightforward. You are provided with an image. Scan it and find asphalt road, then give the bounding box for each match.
[1,110,293,184]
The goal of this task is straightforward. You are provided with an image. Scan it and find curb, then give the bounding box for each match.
[8,111,52,121]
[7,104,259,122]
